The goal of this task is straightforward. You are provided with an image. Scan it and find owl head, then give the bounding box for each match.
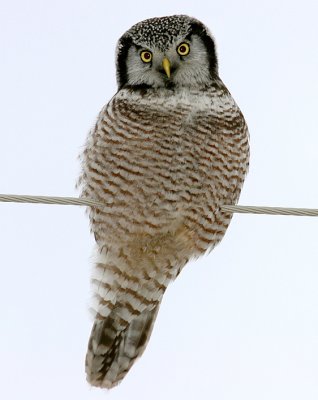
[116,15,218,90]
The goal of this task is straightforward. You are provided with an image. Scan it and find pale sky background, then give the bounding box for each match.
[1,1,318,399]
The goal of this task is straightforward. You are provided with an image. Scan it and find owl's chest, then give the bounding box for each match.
[105,109,210,188]
[95,90,246,210]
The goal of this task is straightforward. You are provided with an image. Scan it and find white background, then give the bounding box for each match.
[1,1,318,399]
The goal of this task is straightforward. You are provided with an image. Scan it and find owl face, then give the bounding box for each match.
[116,15,218,89]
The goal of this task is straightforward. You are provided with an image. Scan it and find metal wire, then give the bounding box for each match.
[0,194,318,217]
[221,205,318,217]
[0,194,103,207]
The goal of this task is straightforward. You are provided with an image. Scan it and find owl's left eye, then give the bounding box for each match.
[177,42,190,56]
[140,51,153,63]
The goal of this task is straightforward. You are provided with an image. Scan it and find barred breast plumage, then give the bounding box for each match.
[79,15,249,389]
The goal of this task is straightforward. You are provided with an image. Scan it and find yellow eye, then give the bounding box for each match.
[177,42,190,56]
[140,50,152,63]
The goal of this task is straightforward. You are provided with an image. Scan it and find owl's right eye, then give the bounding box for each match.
[140,51,152,63]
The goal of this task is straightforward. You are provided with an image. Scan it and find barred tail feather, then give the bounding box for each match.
[86,305,160,389]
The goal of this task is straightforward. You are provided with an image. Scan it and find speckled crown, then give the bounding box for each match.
[125,15,197,50]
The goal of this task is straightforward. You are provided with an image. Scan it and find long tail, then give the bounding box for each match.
[85,304,160,389]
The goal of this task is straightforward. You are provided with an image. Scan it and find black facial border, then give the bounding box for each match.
[186,21,218,77]
[116,35,133,89]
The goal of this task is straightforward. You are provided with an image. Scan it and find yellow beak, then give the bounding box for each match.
[162,57,171,78]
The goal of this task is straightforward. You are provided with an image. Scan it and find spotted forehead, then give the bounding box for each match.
[125,15,193,50]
